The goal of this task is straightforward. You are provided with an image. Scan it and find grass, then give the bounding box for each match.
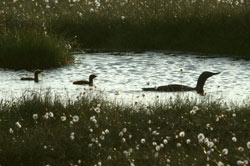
[0,30,74,70]
[0,91,249,165]
[0,0,250,62]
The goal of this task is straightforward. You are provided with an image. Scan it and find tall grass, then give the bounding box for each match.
[0,30,73,70]
[0,0,250,59]
[0,92,249,165]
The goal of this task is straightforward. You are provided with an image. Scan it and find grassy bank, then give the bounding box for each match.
[0,0,250,60]
[0,30,73,70]
[0,92,249,165]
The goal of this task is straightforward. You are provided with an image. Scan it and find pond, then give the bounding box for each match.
[0,52,249,104]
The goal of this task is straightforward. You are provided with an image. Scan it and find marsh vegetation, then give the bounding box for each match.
[0,0,250,69]
[0,92,249,165]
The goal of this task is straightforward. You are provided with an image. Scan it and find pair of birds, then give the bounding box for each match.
[20,69,97,85]
[21,70,220,96]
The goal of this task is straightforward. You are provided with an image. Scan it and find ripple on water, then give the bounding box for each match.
[0,52,249,104]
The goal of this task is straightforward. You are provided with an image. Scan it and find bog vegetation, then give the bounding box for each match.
[0,91,249,165]
[0,0,250,69]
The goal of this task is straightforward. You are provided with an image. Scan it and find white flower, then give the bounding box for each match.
[72,115,79,122]
[186,139,191,144]
[179,131,185,137]
[163,139,168,144]
[33,114,38,120]
[122,128,127,133]
[232,137,237,142]
[9,128,14,134]
[15,121,22,128]
[176,143,181,147]
[104,129,110,134]
[140,138,146,144]
[48,112,54,118]
[119,132,123,137]
[61,116,66,121]
[70,132,75,141]
[247,141,250,149]
[155,145,161,151]
[222,148,228,155]
[197,133,205,142]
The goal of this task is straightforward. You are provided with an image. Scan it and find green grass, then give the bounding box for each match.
[0,92,249,165]
[0,30,74,70]
[0,0,250,61]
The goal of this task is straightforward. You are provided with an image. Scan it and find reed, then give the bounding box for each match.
[0,92,249,165]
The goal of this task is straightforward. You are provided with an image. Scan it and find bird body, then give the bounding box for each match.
[21,69,42,82]
[142,71,220,95]
[73,74,97,86]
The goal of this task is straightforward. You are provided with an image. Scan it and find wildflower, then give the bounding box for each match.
[70,132,75,141]
[107,155,112,160]
[247,141,250,149]
[152,131,159,135]
[33,114,38,120]
[222,148,228,155]
[61,116,66,121]
[104,129,110,134]
[190,110,196,115]
[119,132,123,137]
[97,161,102,166]
[48,112,54,118]
[90,116,97,123]
[186,139,191,144]
[88,143,93,148]
[232,136,237,142]
[207,142,214,148]
[179,131,185,137]
[197,133,205,142]
[140,138,146,144]
[72,115,79,122]
[217,161,224,166]
[163,139,168,144]
[130,162,135,166]
[94,107,101,113]
[122,138,126,143]
[43,113,49,119]
[154,152,159,158]
[192,106,199,111]
[9,128,14,134]
[152,142,157,146]
[176,143,181,147]
[15,121,22,128]
[237,147,244,152]
[155,145,161,151]
[122,128,127,133]
[237,160,244,166]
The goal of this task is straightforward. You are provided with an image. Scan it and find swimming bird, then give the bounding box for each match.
[73,74,97,86]
[20,69,42,82]
[142,71,220,95]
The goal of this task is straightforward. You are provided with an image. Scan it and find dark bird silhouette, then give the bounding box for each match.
[73,74,97,86]
[142,71,220,95]
[21,69,42,82]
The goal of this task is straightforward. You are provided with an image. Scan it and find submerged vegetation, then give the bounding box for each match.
[0,0,250,62]
[0,92,249,165]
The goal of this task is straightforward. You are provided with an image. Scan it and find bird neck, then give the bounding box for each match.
[195,76,207,95]
[34,73,39,82]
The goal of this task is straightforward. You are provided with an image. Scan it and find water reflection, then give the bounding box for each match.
[0,52,249,104]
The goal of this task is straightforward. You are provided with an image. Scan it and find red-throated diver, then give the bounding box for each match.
[20,69,42,82]
[142,71,220,95]
[73,74,97,86]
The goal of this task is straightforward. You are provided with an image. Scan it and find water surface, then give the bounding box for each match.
[0,52,249,104]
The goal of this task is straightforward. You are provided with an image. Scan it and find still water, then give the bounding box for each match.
[0,52,249,104]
